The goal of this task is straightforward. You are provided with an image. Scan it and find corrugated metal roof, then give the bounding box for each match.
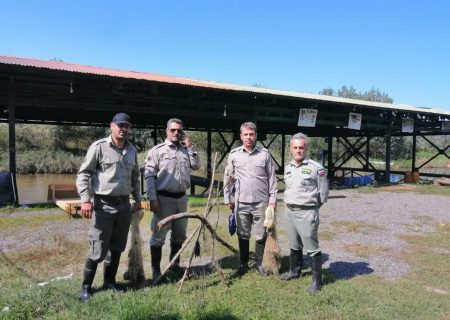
[1,54,449,116]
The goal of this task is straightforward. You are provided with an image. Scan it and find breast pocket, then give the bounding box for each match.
[301,176,315,187]
[284,170,292,185]
[101,155,119,172]
[254,160,267,177]
[160,154,177,172]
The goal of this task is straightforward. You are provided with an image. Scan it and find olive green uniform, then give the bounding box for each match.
[144,139,200,247]
[76,135,141,262]
[224,146,277,241]
[284,158,328,256]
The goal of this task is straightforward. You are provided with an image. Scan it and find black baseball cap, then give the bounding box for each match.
[112,113,132,126]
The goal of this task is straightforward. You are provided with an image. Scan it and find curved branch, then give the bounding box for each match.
[158,212,238,255]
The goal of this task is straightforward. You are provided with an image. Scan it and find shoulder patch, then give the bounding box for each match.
[318,168,326,176]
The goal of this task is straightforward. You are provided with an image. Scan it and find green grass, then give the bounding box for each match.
[1,206,450,319]
[0,212,67,230]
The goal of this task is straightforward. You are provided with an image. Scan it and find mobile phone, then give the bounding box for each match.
[180,131,186,145]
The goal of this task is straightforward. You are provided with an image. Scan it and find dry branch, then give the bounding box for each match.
[157,212,238,255]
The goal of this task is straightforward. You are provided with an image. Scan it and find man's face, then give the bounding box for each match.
[166,122,183,144]
[240,128,257,149]
[110,122,130,140]
[290,138,308,163]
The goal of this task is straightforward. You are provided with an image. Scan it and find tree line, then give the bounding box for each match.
[1,86,448,174]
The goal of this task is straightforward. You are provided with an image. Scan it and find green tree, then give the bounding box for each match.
[320,85,393,103]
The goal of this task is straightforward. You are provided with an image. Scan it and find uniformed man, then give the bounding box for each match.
[224,122,278,276]
[281,132,328,293]
[76,112,141,302]
[144,118,200,282]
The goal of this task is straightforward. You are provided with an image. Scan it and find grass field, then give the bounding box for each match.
[1,189,450,320]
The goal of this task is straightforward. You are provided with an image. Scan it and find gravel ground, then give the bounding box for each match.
[1,189,449,281]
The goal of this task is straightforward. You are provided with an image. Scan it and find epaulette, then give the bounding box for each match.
[230,146,242,154]
[308,159,323,168]
[153,142,166,150]
[256,146,268,153]
[94,138,108,145]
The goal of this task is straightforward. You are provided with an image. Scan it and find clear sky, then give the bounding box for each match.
[1,0,449,110]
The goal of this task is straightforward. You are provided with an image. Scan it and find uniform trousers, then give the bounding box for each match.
[235,201,267,241]
[285,204,321,256]
[150,194,188,247]
[87,196,132,262]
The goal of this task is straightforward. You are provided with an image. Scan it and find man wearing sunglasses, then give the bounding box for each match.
[76,112,141,302]
[144,118,200,283]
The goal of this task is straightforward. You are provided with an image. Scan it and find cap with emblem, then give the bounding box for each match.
[112,112,132,126]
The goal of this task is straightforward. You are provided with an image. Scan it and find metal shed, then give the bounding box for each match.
[1,55,450,204]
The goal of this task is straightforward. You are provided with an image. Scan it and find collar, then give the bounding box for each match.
[164,138,184,149]
[107,135,128,149]
[241,145,261,154]
[289,157,309,167]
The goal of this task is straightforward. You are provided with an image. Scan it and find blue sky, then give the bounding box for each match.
[1,0,449,110]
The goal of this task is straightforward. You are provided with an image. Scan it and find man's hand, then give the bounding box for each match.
[150,200,160,213]
[131,201,142,213]
[227,203,235,210]
[81,202,93,219]
[183,135,193,148]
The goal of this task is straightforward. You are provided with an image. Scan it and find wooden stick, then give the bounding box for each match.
[158,213,238,255]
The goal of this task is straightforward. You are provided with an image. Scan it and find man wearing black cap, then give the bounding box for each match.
[76,112,141,302]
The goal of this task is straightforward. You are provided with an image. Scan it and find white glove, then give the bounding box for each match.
[263,206,276,230]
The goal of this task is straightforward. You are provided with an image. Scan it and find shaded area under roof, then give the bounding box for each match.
[1,54,449,137]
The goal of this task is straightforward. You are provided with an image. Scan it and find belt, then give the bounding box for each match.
[157,190,186,199]
[287,204,318,210]
[95,194,129,203]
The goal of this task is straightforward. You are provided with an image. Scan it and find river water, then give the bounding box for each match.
[17,174,77,204]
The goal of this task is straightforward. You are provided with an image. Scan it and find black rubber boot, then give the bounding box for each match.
[169,242,184,274]
[307,253,322,293]
[255,240,268,276]
[79,258,98,303]
[102,251,124,291]
[237,238,249,275]
[150,246,162,284]
[280,249,303,280]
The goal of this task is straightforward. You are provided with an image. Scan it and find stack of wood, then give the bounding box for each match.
[434,177,450,186]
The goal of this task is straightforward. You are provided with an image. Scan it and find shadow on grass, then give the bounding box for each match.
[327,261,374,279]
[278,252,373,285]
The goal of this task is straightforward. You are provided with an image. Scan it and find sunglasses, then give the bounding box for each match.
[169,128,183,133]
[116,123,131,129]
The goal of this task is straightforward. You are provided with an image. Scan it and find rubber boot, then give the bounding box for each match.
[280,249,303,280]
[79,258,98,302]
[103,250,124,291]
[150,246,162,284]
[255,240,268,276]
[169,242,184,274]
[237,238,249,275]
[307,253,322,293]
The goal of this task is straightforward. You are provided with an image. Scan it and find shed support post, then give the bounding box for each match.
[8,77,19,205]
[327,136,334,179]
[412,134,417,172]
[384,112,392,182]
[207,129,212,180]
